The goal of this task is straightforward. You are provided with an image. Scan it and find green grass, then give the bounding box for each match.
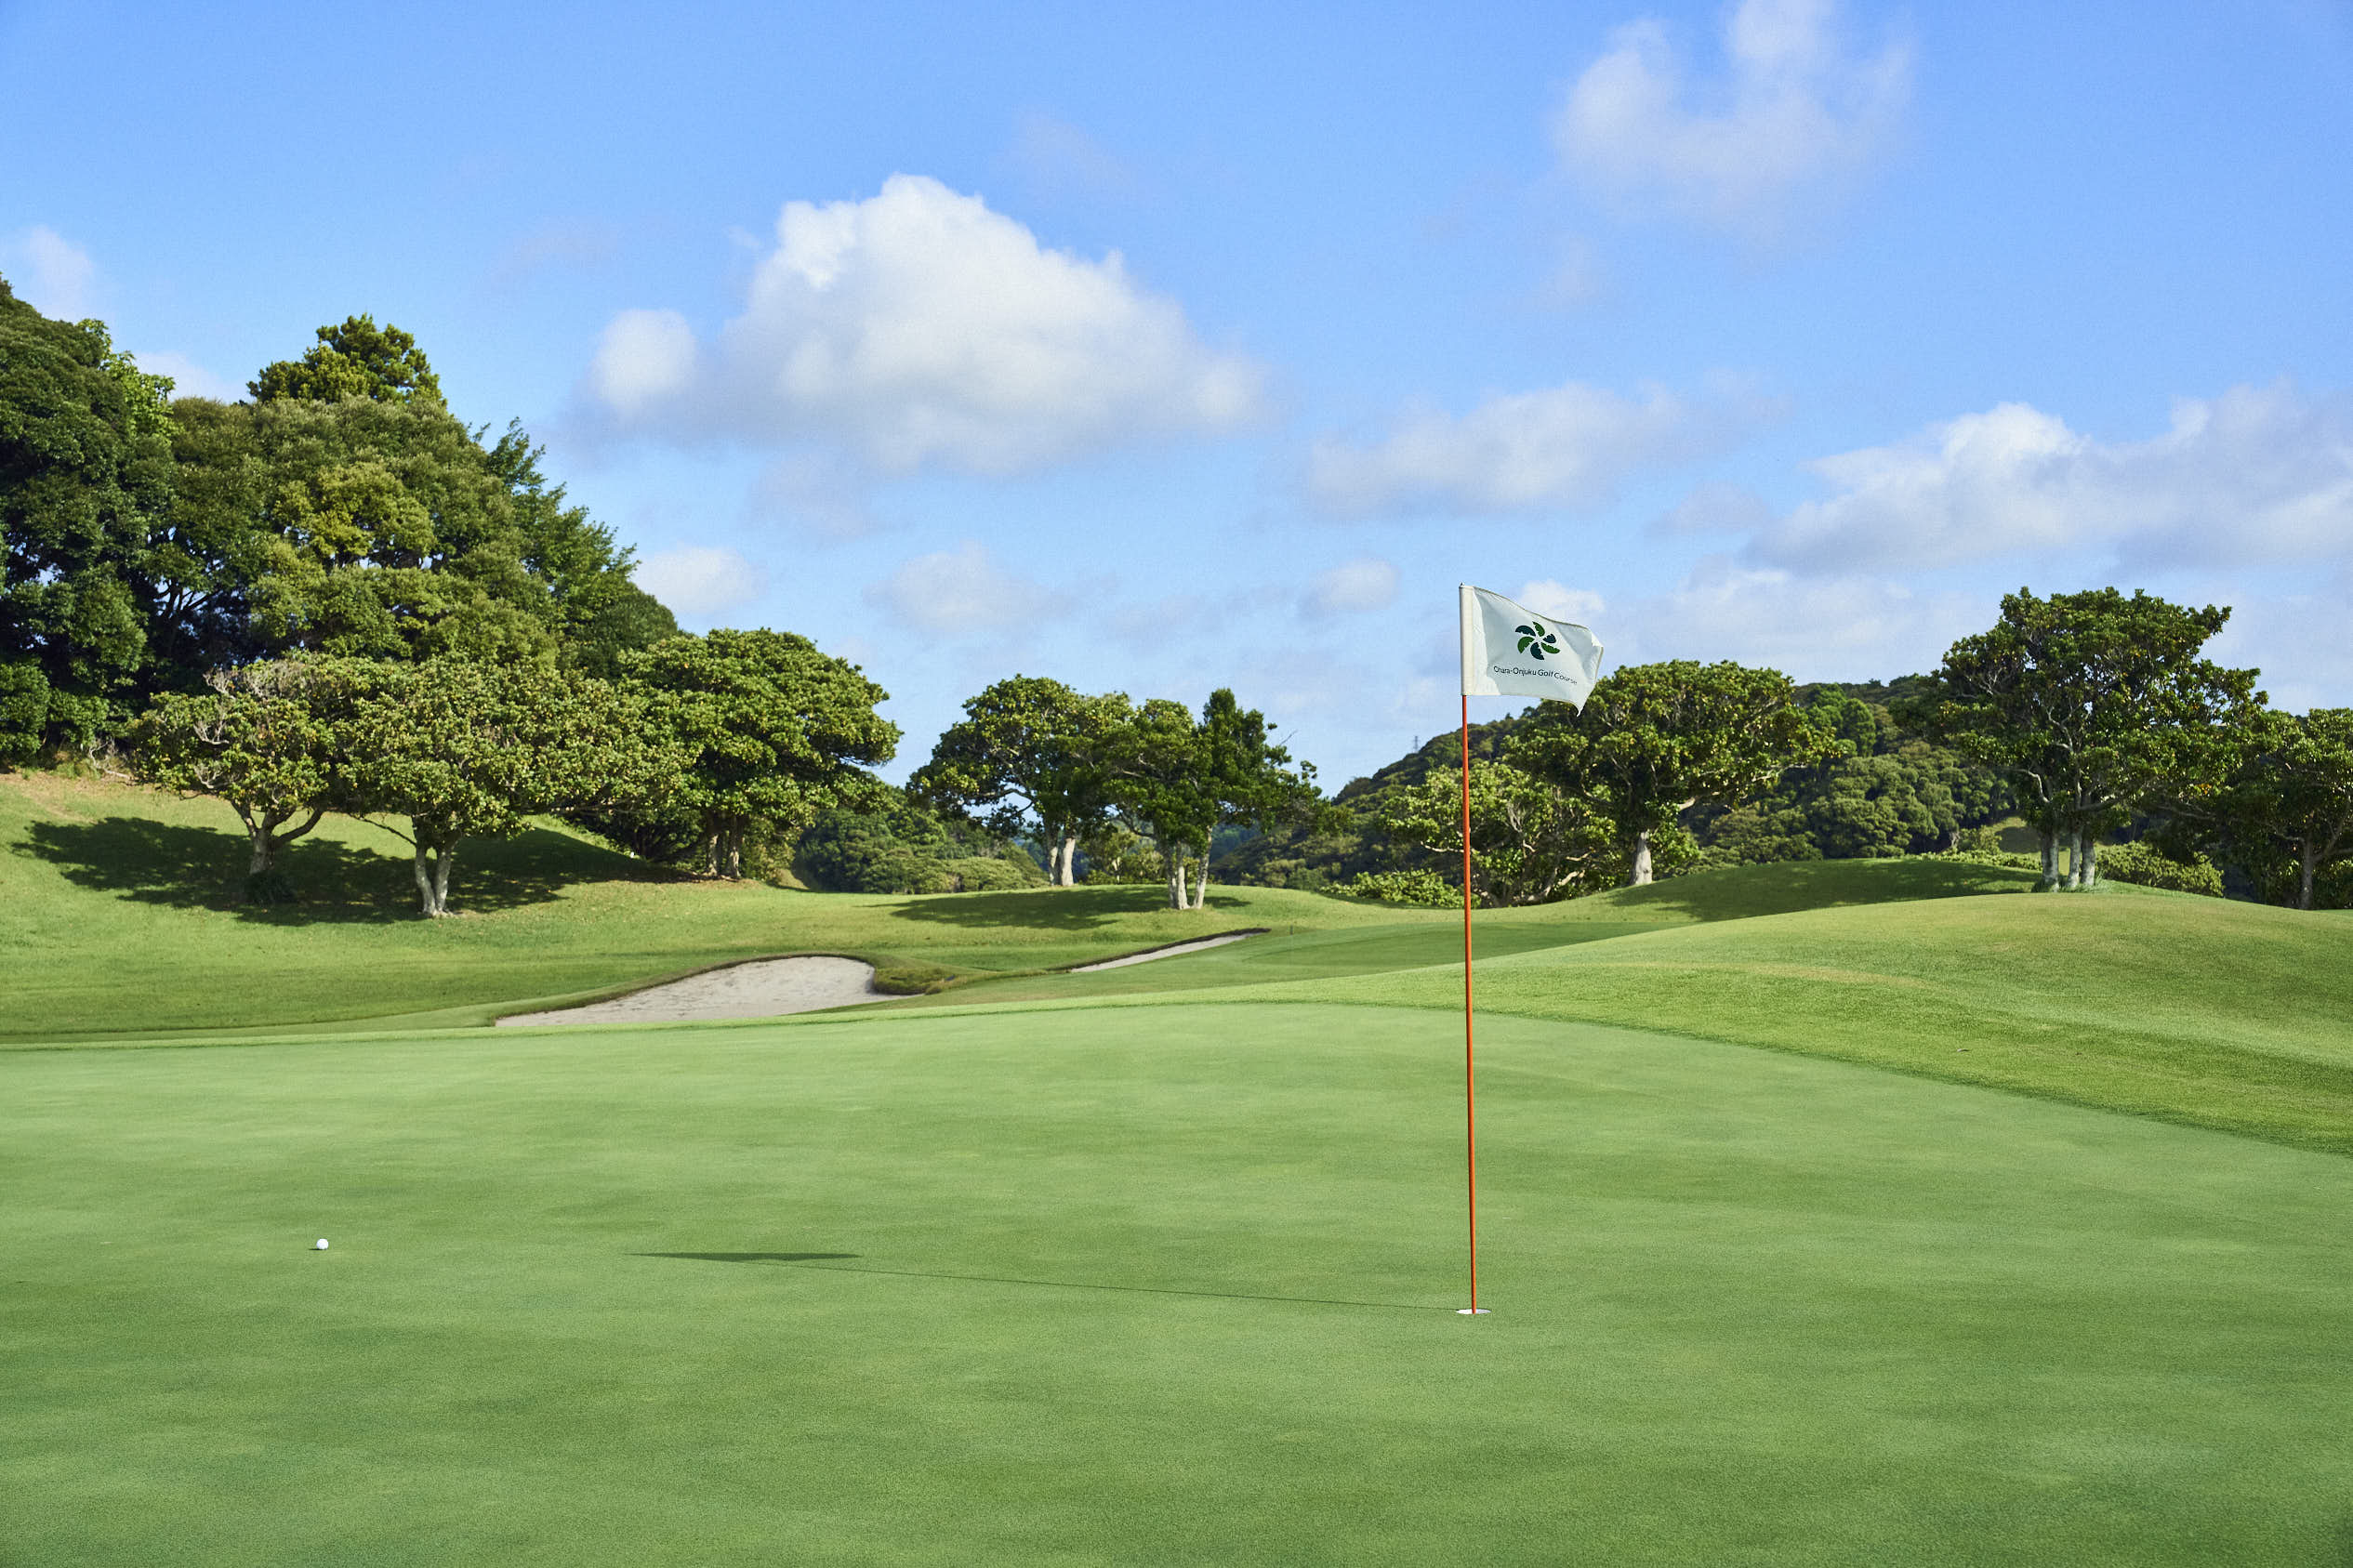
[9,770,2353,1561]
[7,1006,2352,1564]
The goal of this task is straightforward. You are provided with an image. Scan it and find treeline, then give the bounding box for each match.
[7,280,2347,914]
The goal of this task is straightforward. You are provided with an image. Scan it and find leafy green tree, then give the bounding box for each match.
[341,659,670,916]
[249,314,443,405]
[795,795,1046,894]
[1105,697,1217,909]
[1898,588,2261,889]
[0,282,176,758]
[131,660,357,901]
[1377,758,1617,904]
[1104,688,1315,909]
[2201,709,2353,910]
[912,676,1126,884]
[1510,660,1837,885]
[623,628,898,878]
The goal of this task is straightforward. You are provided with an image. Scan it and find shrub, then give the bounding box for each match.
[2100,839,2224,896]
[1341,869,1455,906]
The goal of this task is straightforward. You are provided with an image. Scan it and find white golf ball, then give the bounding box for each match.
[313,1238,329,1250]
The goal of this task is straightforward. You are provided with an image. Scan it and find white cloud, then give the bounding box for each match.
[636,545,767,621]
[1755,383,2353,572]
[1631,556,1979,674]
[590,309,698,416]
[864,540,1067,636]
[2,226,98,318]
[1307,377,1775,517]
[1302,557,1400,618]
[1517,580,1606,626]
[1553,0,1910,234]
[591,175,1264,475]
[125,349,241,402]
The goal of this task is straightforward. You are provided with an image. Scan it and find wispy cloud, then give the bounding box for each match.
[1553,0,1910,236]
[1,225,97,318]
[865,540,1069,637]
[1307,376,1778,518]
[637,545,768,622]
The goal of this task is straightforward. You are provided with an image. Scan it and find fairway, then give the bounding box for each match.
[8,1003,2352,1565]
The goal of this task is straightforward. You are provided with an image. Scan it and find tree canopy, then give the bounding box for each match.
[912,675,1125,885]
[1510,661,1837,885]
[624,628,899,879]
[1898,587,2261,888]
[249,314,443,405]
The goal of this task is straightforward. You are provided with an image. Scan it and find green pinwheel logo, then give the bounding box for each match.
[1514,619,1562,660]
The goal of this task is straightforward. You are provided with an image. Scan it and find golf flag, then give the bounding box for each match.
[1460,585,1603,708]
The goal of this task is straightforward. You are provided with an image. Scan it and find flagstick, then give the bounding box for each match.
[1458,694,1487,1315]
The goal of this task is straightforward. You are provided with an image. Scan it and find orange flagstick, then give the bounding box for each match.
[1455,582,1601,1318]
[1458,694,1487,1315]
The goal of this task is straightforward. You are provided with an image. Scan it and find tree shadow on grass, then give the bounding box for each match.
[11,817,648,924]
[1607,858,2038,923]
[887,884,1251,931]
[635,1251,1437,1311]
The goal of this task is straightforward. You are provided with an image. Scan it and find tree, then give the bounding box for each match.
[2203,709,2353,911]
[623,629,898,878]
[1104,697,1217,909]
[249,314,443,405]
[1897,588,2261,889]
[1510,661,1837,886]
[341,659,669,916]
[1193,687,1318,907]
[131,660,356,902]
[912,676,1126,884]
[0,282,176,759]
[1377,758,1617,905]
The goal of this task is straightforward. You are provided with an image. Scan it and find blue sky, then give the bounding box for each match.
[6,0,2350,783]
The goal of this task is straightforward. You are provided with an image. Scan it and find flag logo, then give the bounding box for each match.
[1514,620,1561,660]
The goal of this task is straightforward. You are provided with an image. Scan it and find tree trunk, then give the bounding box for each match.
[236,805,322,903]
[412,839,457,917]
[711,827,744,880]
[1057,831,1078,886]
[2039,828,2057,889]
[1168,853,1187,910]
[1627,830,1654,887]
[1190,841,1209,910]
[2301,842,2319,911]
[2080,835,2099,889]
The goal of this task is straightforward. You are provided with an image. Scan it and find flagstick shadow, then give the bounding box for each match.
[634,1253,1447,1312]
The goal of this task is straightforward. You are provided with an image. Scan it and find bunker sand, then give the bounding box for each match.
[496,955,888,1025]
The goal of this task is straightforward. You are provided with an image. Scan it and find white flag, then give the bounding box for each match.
[1459,585,1604,707]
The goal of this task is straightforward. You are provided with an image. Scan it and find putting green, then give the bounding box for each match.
[6,1003,2350,1564]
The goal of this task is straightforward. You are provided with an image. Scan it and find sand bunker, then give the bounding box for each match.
[1071,929,1265,971]
[496,956,890,1027]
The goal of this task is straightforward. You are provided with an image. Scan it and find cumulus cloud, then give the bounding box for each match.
[589,175,1264,475]
[1553,0,1910,233]
[1307,377,1775,517]
[1653,480,1776,536]
[865,540,1067,636]
[636,545,767,621]
[2,225,97,318]
[1755,383,2353,573]
[1302,557,1400,618]
[590,309,698,416]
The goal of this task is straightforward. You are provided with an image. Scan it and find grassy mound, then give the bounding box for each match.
[7,1006,2351,1564]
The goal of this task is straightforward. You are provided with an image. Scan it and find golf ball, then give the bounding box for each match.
[314,1238,329,1250]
